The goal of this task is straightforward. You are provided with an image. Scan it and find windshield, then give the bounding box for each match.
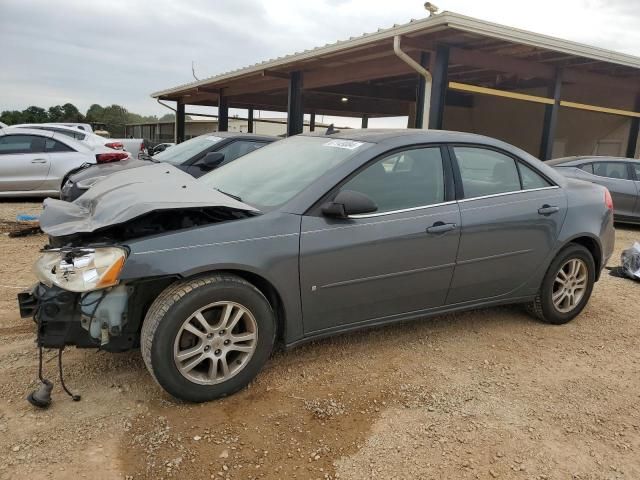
[154,134,224,165]
[199,136,371,209]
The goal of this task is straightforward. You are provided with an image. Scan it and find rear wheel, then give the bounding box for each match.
[141,274,275,402]
[527,244,595,324]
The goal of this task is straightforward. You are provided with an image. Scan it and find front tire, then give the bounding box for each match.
[141,274,275,402]
[527,244,595,325]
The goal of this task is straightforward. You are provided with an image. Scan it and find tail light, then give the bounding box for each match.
[105,141,124,150]
[96,152,129,164]
[604,189,614,210]
[140,142,145,153]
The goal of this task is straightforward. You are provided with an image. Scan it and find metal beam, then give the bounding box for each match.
[429,45,449,129]
[310,112,316,132]
[218,95,229,131]
[175,102,185,143]
[448,82,554,105]
[247,108,254,133]
[361,114,369,128]
[287,71,304,136]
[626,94,640,158]
[414,51,430,128]
[540,70,563,160]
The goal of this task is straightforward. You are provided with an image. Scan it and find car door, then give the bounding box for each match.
[299,145,461,334]
[583,161,637,219]
[631,162,640,219]
[186,140,269,177]
[446,145,568,304]
[40,137,89,192]
[0,134,50,191]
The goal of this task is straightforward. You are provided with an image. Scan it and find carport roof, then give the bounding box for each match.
[152,11,640,115]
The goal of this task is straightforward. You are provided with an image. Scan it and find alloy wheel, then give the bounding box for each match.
[173,301,258,385]
[552,258,588,314]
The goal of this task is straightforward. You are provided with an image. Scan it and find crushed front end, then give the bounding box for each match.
[18,246,139,352]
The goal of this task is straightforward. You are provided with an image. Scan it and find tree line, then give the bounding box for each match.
[0,103,174,137]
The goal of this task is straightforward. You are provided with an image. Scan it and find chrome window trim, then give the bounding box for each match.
[348,200,457,219]
[457,186,560,203]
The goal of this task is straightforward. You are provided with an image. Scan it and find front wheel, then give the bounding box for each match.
[141,274,276,402]
[526,244,595,325]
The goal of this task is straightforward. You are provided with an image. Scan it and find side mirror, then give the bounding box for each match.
[321,190,377,218]
[200,152,225,170]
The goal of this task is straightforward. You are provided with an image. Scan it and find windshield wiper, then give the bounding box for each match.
[215,188,243,202]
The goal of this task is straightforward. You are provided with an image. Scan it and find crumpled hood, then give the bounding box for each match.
[40,163,258,237]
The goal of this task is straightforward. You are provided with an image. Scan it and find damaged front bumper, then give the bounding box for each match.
[18,283,137,352]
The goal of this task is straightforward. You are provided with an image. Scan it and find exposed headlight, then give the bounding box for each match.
[34,247,127,292]
[76,175,106,190]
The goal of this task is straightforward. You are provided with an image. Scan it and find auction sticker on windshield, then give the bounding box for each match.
[323,139,364,150]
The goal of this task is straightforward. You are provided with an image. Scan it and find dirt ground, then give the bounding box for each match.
[0,199,638,480]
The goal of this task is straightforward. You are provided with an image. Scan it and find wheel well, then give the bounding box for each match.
[221,269,286,345]
[569,236,602,279]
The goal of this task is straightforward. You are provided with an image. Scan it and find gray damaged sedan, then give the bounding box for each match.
[20,129,615,402]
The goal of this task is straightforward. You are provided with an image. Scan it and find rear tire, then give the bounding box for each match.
[526,244,595,325]
[141,274,276,402]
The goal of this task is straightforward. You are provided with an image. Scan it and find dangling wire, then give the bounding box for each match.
[58,348,81,401]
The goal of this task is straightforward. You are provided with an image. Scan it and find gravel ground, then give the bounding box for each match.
[0,200,638,480]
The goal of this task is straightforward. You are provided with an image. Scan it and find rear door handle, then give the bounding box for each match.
[538,204,559,215]
[31,158,47,164]
[426,222,457,234]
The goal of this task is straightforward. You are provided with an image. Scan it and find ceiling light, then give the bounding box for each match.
[341,97,349,103]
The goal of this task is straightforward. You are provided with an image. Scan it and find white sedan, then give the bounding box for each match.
[0,127,128,197]
[12,123,127,151]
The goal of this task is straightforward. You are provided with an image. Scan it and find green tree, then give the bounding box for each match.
[85,104,104,123]
[100,104,129,137]
[61,103,85,122]
[48,105,64,122]
[159,113,175,122]
[22,106,49,123]
[0,110,26,125]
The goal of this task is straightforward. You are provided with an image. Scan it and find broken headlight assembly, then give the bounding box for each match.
[34,247,127,292]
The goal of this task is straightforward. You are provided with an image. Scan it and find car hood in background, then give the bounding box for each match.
[40,163,258,237]
[69,158,151,182]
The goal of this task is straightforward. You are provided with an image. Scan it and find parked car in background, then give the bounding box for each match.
[12,123,130,152]
[60,132,277,201]
[47,122,94,133]
[25,129,614,402]
[0,127,127,197]
[549,156,640,224]
[151,142,175,155]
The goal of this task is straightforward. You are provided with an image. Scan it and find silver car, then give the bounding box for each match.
[0,127,126,197]
[21,130,615,403]
[549,156,640,224]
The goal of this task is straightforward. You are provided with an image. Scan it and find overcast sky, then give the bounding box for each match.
[1,0,639,122]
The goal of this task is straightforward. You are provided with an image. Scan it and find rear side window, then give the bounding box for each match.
[518,162,551,189]
[45,138,74,153]
[454,147,520,197]
[0,135,44,154]
[579,163,594,174]
[592,162,630,180]
[342,147,445,213]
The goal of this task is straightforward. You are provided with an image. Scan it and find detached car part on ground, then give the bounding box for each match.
[20,130,615,403]
[60,132,277,201]
[549,156,640,224]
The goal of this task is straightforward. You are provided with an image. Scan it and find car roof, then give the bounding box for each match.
[547,155,638,166]
[302,128,513,146]
[0,127,91,151]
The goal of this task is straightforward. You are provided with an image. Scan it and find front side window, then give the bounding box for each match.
[592,162,631,180]
[200,136,372,209]
[579,163,594,174]
[454,147,520,198]
[154,134,225,166]
[0,135,44,154]
[341,147,445,213]
[216,140,268,165]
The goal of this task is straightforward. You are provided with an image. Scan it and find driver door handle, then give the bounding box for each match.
[426,222,457,234]
[31,158,47,164]
[538,204,559,216]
